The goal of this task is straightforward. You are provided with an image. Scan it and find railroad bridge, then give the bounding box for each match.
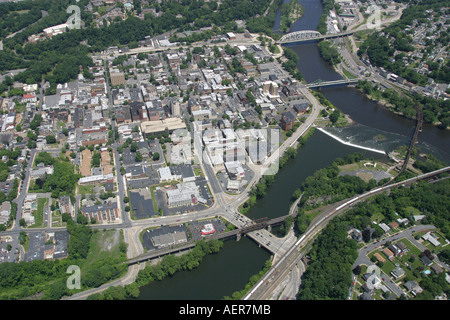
[126,216,289,265]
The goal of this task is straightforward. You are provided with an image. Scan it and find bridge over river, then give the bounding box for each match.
[306,78,359,89]
[126,216,291,265]
[277,30,354,44]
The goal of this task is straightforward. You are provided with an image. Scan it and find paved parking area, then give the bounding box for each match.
[189,218,227,241]
[141,218,227,251]
[142,224,188,251]
[129,188,156,219]
[0,236,19,263]
[25,231,45,262]
[0,180,13,197]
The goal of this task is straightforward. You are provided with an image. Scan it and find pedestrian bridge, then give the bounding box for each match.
[278,30,354,44]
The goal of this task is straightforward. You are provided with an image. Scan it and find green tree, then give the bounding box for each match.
[329,109,340,124]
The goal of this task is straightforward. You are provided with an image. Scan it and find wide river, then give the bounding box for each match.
[136,0,449,300]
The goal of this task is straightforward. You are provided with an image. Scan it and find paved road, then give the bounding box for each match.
[64,77,324,299]
[13,149,36,230]
[243,166,450,300]
[353,225,438,298]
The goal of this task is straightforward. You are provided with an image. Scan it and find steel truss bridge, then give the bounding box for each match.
[278,30,354,44]
[306,78,359,89]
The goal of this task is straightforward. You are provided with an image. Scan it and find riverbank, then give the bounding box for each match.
[279,0,305,33]
[334,53,449,131]
[129,0,448,301]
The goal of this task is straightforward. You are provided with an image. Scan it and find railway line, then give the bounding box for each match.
[243,166,450,300]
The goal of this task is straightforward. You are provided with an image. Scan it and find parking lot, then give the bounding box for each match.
[141,218,227,251]
[25,231,45,262]
[129,188,156,219]
[0,181,12,197]
[142,223,188,251]
[0,236,19,263]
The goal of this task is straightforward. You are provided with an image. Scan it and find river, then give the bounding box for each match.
[136,0,449,300]
[285,0,450,161]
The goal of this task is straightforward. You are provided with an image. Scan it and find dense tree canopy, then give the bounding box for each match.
[318,40,341,66]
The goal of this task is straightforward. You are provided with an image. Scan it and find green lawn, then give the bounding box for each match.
[370,212,385,223]
[405,206,421,216]
[77,184,94,195]
[342,67,357,79]
[29,197,47,228]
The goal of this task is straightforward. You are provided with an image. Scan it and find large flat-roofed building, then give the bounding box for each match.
[166,181,200,208]
[151,231,187,248]
[224,161,244,180]
[140,117,186,137]
[79,173,114,185]
[43,23,69,37]
[110,72,126,86]
[30,164,54,179]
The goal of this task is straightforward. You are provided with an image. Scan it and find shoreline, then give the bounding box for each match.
[334,64,449,131]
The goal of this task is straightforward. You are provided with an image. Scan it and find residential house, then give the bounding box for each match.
[420,256,433,267]
[388,244,402,257]
[350,229,363,242]
[431,264,443,274]
[389,221,399,230]
[422,232,440,247]
[391,266,405,279]
[373,252,386,263]
[395,241,408,254]
[404,280,423,296]
[379,223,391,233]
[382,247,395,260]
